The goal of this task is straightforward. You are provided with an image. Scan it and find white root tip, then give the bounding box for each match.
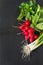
[21,44,31,59]
[21,41,36,59]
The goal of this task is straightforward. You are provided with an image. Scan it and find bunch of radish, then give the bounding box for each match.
[16,0,43,59]
[19,20,38,43]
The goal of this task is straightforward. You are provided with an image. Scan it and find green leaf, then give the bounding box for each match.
[39,18,43,22]
[29,7,35,14]
[40,8,43,18]
[32,14,39,26]
[25,12,31,20]
[36,4,40,13]
[40,8,43,14]
[29,0,33,6]
[17,13,24,21]
[25,3,29,9]
[32,0,36,5]
[36,23,43,30]
[19,2,25,9]
[30,0,36,6]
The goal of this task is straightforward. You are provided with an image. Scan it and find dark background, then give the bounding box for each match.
[0,0,43,65]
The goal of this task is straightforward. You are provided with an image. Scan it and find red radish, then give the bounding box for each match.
[28,28,34,33]
[34,35,38,39]
[25,26,29,30]
[19,22,26,30]
[24,35,29,40]
[29,37,35,43]
[23,31,29,36]
[25,20,30,26]
[29,33,34,38]
[19,25,25,30]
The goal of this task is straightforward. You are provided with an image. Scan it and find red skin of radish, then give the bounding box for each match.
[25,20,30,26]
[29,34,38,43]
[29,33,35,38]
[28,28,34,33]
[29,37,35,43]
[23,30,29,36]
[24,35,29,40]
[19,25,25,30]
[24,26,29,31]
[34,35,38,39]
[19,20,30,30]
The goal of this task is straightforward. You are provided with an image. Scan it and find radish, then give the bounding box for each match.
[29,37,35,42]
[28,28,34,33]
[34,35,38,39]
[25,20,30,26]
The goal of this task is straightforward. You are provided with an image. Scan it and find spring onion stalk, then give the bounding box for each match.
[21,33,43,58]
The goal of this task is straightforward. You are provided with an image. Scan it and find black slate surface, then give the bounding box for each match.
[0,0,43,65]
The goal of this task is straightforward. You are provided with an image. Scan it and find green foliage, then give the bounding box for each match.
[32,14,40,26]
[17,0,37,21]
[36,23,43,30]
[17,0,43,47]
[17,0,43,32]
